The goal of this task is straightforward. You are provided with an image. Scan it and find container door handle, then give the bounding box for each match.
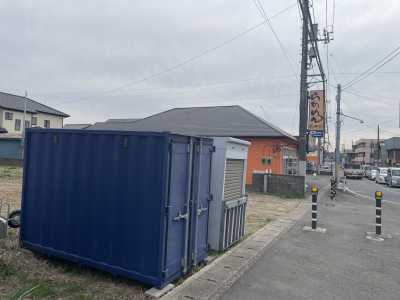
[197,205,208,216]
[173,212,189,222]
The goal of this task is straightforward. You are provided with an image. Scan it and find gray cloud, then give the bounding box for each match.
[1,0,399,146]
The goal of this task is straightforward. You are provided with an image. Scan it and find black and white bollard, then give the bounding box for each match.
[375,191,382,235]
[330,177,336,200]
[303,185,326,233]
[366,191,391,241]
[311,186,318,229]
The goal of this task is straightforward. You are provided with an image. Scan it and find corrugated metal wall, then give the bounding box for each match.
[21,129,212,288]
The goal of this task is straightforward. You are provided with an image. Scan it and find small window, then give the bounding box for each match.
[25,120,30,128]
[5,112,13,120]
[31,117,37,126]
[15,119,21,131]
[44,120,50,128]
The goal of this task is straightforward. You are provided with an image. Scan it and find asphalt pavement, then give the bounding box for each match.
[345,177,400,204]
[221,176,400,300]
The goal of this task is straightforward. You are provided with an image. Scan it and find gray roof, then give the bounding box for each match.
[87,118,141,130]
[88,105,296,140]
[106,118,141,123]
[63,124,92,129]
[0,91,69,117]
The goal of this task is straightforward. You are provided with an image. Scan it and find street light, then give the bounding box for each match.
[340,112,364,124]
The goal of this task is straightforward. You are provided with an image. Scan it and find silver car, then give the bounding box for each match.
[376,168,388,184]
[369,169,378,180]
[387,168,400,187]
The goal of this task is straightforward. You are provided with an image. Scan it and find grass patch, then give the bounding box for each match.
[11,280,86,299]
[0,260,18,279]
[0,166,22,179]
[245,216,274,237]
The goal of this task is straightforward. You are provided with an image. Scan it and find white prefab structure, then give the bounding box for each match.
[208,137,250,251]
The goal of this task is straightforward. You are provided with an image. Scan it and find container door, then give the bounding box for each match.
[191,139,213,266]
[164,141,191,280]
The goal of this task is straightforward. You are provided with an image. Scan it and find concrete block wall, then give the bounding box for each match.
[249,173,305,198]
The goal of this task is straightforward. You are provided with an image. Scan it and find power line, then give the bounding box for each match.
[332,71,400,76]
[342,45,400,90]
[56,2,298,106]
[252,0,299,81]
[55,74,297,105]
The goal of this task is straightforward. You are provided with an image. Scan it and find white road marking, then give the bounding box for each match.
[346,188,399,206]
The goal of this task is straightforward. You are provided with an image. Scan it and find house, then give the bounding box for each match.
[0,91,69,159]
[89,105,298,185]
[90,118,141,129]
[63,124,92,129]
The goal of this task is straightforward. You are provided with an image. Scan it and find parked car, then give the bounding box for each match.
[376,167,388,184]
[363,165,372,178]
[386,168,400,187]
[319,164,333,175]
[344,164,363,179]
[369,168,378,180]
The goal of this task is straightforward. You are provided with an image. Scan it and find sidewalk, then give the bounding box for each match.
[221,190,400,300]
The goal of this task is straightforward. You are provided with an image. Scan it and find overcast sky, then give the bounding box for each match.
[1,0,399,148]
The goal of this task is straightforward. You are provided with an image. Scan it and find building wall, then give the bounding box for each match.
[0,139,23,159]
[1,109,64,134]
[239,137,298,185]
[353,139,378,165]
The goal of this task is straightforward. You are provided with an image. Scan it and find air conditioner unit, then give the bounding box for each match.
[208,137,250,251]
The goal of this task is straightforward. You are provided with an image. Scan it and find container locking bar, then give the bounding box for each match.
[173,212,189,222]
[197,205,208,216]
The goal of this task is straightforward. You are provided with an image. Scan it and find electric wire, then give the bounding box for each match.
[57,2,298,106]
[342,45,400,90]
[252,0,299,81]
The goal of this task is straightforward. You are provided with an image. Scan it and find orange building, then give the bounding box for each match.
[241,137,298,184]
[90,105,299,186]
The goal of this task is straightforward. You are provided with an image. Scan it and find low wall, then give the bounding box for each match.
[248,173,305,198]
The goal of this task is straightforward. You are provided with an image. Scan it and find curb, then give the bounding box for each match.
[161,197,313,300]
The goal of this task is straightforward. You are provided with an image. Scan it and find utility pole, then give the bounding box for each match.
[22,91,28,142]
[298,0,309,176]
[335,84,341,183]
[377,124,380,165]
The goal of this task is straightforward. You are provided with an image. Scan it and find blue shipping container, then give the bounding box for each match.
[20,129,213,288]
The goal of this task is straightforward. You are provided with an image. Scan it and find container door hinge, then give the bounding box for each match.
[210,146,216,153]
[165,205,171,215]
[162,269,168,277]
[207,194,213,202]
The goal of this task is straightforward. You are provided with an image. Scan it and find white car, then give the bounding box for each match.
[369,169,378,180]
[376,168,388,184]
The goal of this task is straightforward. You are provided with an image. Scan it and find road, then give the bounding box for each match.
[345,177,400,204]
[221,177,400,300]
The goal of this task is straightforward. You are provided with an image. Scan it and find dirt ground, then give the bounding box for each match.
[0,165,303,299]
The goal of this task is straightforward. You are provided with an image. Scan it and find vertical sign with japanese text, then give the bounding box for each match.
[308,90,325,137]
